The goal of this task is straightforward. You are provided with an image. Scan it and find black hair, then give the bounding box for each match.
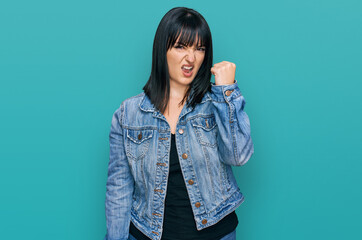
[143,7,213,113]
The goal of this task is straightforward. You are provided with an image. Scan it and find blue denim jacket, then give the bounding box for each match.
[105,81,254,240]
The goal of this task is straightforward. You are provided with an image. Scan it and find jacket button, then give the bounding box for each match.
[205,119,209,128]
[188,179,194,185]
[225,90,233,96]
[178,129,184,134]
[182,153,188,159]
[138,133,142,140]
[202,219,207,225]
[195,202,201,208]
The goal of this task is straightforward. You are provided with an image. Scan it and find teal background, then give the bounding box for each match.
[1,0,361,239]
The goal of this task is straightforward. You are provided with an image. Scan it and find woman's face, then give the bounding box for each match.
[166,37,206,88]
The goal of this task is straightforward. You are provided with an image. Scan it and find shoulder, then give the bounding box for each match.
[122,92,145,105]
[112,92,145,120]
[115,92,145,111]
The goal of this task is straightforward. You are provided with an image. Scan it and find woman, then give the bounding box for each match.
[105,7,254,240]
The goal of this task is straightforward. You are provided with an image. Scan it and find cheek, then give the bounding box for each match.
[197,54,205,68]
[167,53,180,70]
[168,60,177,73]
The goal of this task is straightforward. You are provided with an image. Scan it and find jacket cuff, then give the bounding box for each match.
[210,80,242,103]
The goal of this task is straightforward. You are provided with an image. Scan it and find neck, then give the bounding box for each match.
[169,80,189,101]
[161,81,189,116]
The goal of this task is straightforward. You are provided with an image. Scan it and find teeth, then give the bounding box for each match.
[182,66,193,70]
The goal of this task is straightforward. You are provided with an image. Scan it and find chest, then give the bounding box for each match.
[163,101,185,134]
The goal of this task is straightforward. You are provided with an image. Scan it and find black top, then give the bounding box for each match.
[129,133,238,240]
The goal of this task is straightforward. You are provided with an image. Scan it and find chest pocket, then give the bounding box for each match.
[125,129,153,160]
[191,116,218,148]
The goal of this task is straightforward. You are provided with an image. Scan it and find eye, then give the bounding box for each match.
[197,46,206,52]
[174,44,185,49]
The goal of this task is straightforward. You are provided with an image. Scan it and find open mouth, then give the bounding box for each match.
[181,65,194,74]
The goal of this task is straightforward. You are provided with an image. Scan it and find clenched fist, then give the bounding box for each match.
[210,61,236,86]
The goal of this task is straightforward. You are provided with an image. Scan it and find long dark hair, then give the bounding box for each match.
[143,7,213,113]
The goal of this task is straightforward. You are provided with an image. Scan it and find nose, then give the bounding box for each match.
[185,48,195,62]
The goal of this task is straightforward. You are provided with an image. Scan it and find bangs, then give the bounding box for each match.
[166,21,209,49]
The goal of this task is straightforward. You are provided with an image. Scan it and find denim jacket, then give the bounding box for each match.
[105,81,254,240]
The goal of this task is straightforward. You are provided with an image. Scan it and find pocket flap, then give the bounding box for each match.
[126,129,153,144]
[191,116,217,131]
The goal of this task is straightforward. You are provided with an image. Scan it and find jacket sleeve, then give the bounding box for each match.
[210,80,254,166]
[104,103,134,240]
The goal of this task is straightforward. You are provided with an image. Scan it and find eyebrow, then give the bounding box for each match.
[175,42,205,47]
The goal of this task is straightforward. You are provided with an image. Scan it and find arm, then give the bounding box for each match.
[210,80,254,166]
[105,104,134,240]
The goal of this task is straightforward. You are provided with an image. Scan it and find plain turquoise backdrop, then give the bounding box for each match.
[1,0,361,239]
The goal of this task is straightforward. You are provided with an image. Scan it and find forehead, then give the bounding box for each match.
[168,28,205,48]
[176,32,201,43]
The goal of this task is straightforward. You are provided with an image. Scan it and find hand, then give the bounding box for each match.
[210,61,236,85]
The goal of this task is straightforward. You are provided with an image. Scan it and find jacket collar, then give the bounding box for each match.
[139,90,212,116]
[139,93,156,112]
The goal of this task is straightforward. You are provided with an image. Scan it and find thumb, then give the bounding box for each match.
[210,67,216,76]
